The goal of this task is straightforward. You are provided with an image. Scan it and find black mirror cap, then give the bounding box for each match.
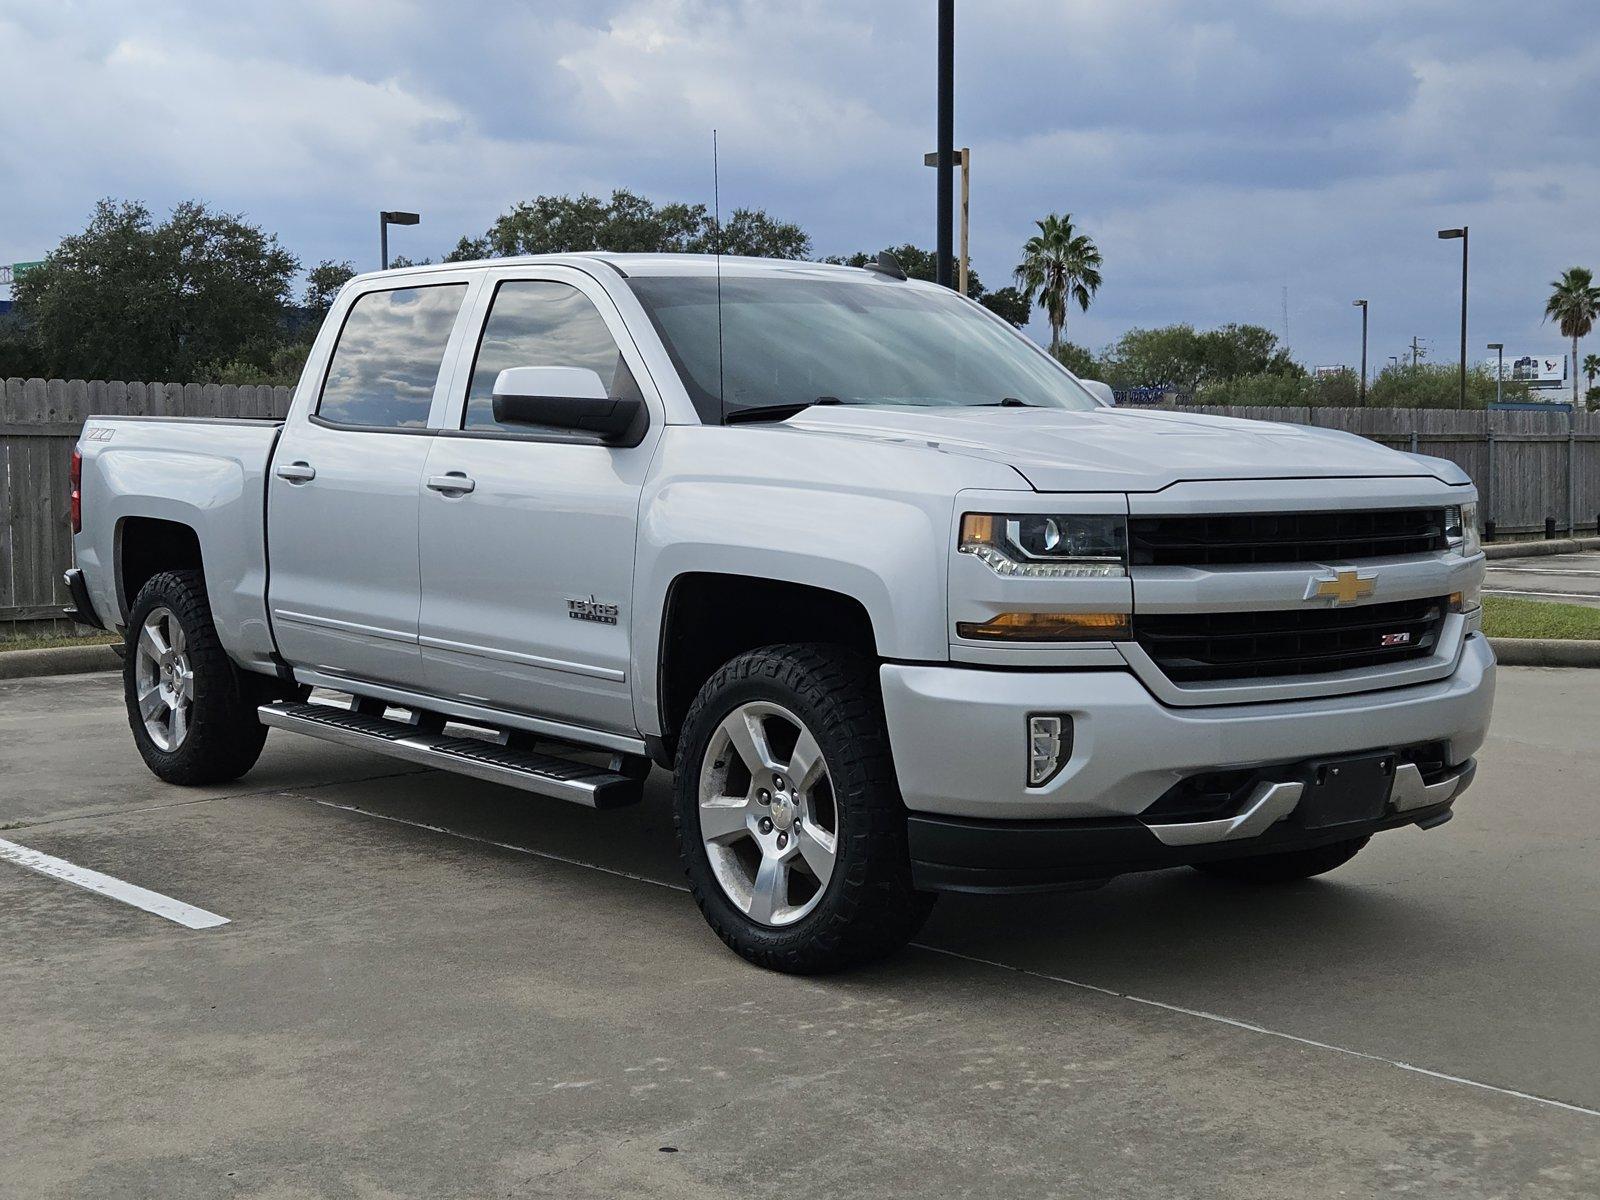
[491,392,648,446]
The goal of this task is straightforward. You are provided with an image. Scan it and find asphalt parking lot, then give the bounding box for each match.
[4,667,1599,1198]
[1485,550,1600,608]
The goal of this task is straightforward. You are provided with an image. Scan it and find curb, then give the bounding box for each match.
[0,643,122,681]
[1484,536,1600,560]
[1488,637,1600,668]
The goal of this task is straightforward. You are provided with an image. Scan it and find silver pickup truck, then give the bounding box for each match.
[67,253,1495,972]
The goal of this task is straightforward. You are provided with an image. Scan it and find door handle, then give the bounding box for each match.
[275,461,316,483]
[426,472,476,495]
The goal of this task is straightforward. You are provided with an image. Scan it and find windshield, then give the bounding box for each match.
[626,273,1102,423]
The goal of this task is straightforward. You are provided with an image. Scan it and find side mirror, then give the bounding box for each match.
[491,366,646,444]
[1080,379,1117,406]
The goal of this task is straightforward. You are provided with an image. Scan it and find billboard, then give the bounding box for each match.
[1485,353,1567,389]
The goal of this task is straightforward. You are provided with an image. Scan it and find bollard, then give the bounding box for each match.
[1545,517,1557,540]
[1483,519,1496,543]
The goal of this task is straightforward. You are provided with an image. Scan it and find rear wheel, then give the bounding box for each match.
[1191,836,1369,884]
[124,569,270,786]
[673,644,933,974]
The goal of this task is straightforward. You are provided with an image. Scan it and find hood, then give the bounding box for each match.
[780,405,1460,493]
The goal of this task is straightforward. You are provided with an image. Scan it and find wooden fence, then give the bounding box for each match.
[2,379,292,639]
[2,378,1597,639]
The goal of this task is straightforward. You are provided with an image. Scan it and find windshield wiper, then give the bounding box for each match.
[723,396,842,425]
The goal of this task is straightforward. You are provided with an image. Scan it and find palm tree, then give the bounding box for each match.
[1014,213,1103,352]
[1584,352,1600,402]
[1544,267,1600,409]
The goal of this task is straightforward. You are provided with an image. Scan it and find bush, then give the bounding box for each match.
[1369,363,1518,409]
[1198,373,1310,407]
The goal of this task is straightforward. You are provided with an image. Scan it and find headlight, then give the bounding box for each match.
[1444,503,1481,558]
[959,513,1127,578]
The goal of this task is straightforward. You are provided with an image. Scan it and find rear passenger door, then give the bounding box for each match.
[416,267,662,736]
[267,279,475,689]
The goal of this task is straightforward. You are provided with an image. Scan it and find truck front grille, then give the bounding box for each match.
[1133,597,1448,683]
[1128,508,1449,566]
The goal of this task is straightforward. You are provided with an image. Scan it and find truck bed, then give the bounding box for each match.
[74,415,285,674]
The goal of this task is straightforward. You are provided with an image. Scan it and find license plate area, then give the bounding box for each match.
[1297,753,1396,830]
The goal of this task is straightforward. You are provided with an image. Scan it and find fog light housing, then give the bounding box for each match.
[1027,715,1073,787]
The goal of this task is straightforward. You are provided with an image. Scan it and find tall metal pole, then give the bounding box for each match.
[1354,299,1368,405]
[935,0,954,289]
[1459,226,1469,408]
[380,214,389,271]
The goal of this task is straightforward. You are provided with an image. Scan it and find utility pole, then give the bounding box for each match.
[1410,335,1426,367]
[924,147,970,294]
[935,0,955,289]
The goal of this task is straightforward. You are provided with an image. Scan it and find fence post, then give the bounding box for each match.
[1484,425,1495,529]
[1409,431,1419,454]
[1567,419,1577,537]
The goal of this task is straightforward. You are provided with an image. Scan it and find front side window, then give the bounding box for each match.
[317,284,467,429]
[464,280,639,432]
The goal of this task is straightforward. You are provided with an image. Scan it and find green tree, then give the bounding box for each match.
[453,189,810,261]
[1014,213,1102,351]
[303,259,356,316]
[1544,267,1599,410]
[825,244,1029,328]
[1047,342,1099,379]
[1582,352,1599,394]
[1197,324,1302,381]
[11,199,298,381]
[1099,325,1207,393]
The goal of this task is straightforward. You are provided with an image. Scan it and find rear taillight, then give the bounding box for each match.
[70,447,82,534]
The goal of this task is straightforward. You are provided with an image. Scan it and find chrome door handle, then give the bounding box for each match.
[426,472,476,495]
[275,461,316,483]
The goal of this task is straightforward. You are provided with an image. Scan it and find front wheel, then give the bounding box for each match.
[673,644,933,974]
[124,569,269,786]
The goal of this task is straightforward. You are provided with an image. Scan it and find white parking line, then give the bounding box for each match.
[0,837,230,930]
[311,798,1600,1120]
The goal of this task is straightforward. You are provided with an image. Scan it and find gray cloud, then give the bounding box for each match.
[0,0,1596,369]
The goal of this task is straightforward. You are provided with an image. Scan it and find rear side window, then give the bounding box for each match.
[318,284,467,429]
[463,280,639,432]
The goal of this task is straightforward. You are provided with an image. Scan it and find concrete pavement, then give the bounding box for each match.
[1485,551,1600,609]
[3,669,1598,1198]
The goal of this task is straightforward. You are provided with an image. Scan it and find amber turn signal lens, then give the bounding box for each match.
[957,611,1131,641]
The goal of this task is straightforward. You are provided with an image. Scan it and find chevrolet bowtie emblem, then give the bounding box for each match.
[1306,569,1377,605]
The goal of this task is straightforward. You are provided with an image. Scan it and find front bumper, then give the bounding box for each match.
[908,770,1469,894]
[879,632,1494,886]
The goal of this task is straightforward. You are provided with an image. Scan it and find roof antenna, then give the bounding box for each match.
[713,128,726,426]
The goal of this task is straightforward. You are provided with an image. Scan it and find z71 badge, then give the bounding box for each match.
[566,596,620,625]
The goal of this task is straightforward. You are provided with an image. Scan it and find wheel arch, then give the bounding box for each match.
[649,571,879,762]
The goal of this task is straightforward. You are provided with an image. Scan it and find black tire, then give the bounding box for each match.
[124,569,270,786]
[673,644,934,974]
[1191,835,1370,884]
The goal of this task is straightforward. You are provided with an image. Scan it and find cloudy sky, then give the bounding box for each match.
[2,0,1597,369]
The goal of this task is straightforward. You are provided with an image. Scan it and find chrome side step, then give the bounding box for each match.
[258,701,646,809]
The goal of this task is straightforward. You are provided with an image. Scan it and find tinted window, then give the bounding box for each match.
[627,274,1100,424]
[318,284,467,428]
[464,280,638,432]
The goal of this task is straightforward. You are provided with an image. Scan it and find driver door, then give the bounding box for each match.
[416,267,663,736]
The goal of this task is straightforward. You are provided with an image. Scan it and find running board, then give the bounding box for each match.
[258,701,646,809]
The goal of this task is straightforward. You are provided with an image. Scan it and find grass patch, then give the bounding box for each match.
[0,632,120,654]
[1481,595,1600,641]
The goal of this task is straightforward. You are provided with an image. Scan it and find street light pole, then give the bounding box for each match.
[935,0,954,289]
[1438,226,1468,407]
[1352,299,1368,405]
[1487,342,1504,406]
[380,210,421,270]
